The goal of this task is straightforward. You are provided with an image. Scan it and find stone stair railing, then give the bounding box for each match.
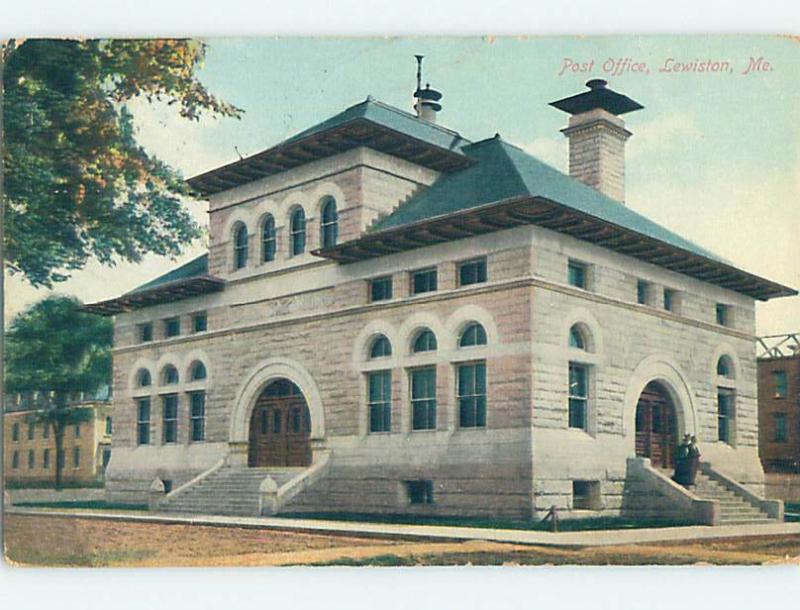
[626,457,719,525]
[259,449,331,515]
[699,462,783,521]
[148,458,226,510]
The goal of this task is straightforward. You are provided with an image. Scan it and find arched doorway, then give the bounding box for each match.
[248,379,311,467]
[635,381,677,469]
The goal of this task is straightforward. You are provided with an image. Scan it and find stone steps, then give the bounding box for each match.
[692,472,777,525]
[159,466,304,516]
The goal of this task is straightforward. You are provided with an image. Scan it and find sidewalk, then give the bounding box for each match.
[6,507,800,548]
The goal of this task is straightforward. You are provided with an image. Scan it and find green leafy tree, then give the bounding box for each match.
[2,38,242,287]
[5,296,113,489]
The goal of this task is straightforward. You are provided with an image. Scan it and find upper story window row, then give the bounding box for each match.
[567,258,739,330]
[136,311,207,344]
[230,196,339,272]
[368,257,489,304]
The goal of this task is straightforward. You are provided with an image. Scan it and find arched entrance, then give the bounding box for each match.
[635,381,677,469]
[248,379,311,467]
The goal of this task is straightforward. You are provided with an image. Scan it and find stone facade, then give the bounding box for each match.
[104,138,768,519]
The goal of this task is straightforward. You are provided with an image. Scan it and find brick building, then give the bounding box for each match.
[87,78,794,524]
[3,389,113,486]
[757,334,800,502]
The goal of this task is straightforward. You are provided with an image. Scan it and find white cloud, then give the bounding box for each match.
[518,136,567,171]
[627,111,705,160]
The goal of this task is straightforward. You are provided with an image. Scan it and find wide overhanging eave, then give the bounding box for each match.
[313,196,796,301]
[187,118,472,197]
[81,276,225,315]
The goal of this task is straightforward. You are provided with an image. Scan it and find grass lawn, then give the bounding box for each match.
[12,500,147,511]
[5,513,798,567]
[279,511,695,532]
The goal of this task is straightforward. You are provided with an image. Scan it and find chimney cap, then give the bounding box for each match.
[549,80,644,116]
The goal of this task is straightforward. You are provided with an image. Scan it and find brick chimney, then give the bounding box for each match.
[550,79,643,204]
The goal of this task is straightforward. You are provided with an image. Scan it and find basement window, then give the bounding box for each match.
[406,480,434,505]
[572,480,600,510]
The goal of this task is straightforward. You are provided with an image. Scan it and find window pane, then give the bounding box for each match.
[193,313,207,333]
[412,268,437,295]
[459,258,487,286]
[568,262,586,288]
[370,276,393,302]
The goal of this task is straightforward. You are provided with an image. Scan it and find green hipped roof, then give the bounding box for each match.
[128,253,209,294]
[372,135,724,263]
[285,97,472,155]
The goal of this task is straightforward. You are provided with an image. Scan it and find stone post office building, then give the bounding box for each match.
[88,79,795,524]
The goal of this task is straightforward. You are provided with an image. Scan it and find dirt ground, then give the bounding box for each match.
[3,513,800,567]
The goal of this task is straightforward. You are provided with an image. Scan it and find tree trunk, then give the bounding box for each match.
[54,420,65,490]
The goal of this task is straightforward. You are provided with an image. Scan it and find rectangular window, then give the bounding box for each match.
[568,260,587,289]
[458,361,487,428]
[573,480,600,510]
[192,312,208,333]
[411,267,438,296]
[458,257,487,287]
[105,416,113,435]
[368,370,392,433]
[663,288,676,312]
[138,323,153,343]
[164,317,181,338]
[369,276,393,302]
[43,424,49,439]
[137,398,151,445]
[717,388,735,444]
[74,422,81,438]
[411,367,437,430]
[568,363,588,430]
[28,449,35,469]
[12,451,19,469]
[190,391,206,442]
[716,303,730,326]
[57,449,65,469]
[774,370,788,398]
[406,480,434,505]
[27,423,35,440]
[162,394,179,444]
[12,423,19,442]
[73,446,81,468]
[103,448,112,469]
[43,449,51,470]
[774,413,788,443]
[637,280,649,305]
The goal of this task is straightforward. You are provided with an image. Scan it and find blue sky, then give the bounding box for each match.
[6,36,799,334]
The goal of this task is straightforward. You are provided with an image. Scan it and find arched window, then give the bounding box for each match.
[717,355,735,379]
[369,335,392,359]
[162,365,179,385]
[320,197,338,249]
[233,223,249,269]
[412,329,438,353]
[459,322,487,348]
[190,361,207,381]
[290,208,306,256]
[261,214,276,263]
[569,325,586,350]
[137,369,152,387]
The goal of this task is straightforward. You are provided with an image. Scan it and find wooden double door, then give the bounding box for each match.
[248,379,311,468]
[635,381,677,469]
